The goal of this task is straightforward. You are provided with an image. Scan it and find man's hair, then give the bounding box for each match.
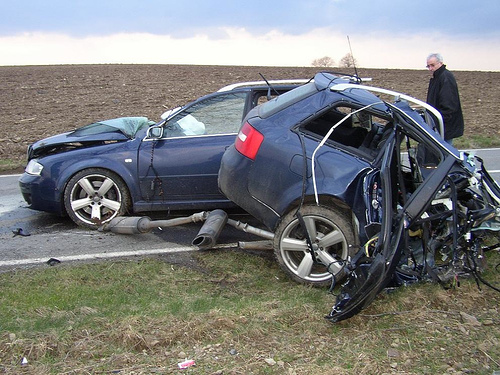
[427,53,443,62]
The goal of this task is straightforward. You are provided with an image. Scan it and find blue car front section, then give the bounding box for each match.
[19,139,141,215]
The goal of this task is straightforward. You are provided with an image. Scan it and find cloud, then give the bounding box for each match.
[0,0,499,72]
[0,28,499,71]
[2,0,500,39]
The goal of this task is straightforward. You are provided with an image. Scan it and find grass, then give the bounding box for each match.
[0,248,499,374]
[455,135,500,150]
[0,158,24,172]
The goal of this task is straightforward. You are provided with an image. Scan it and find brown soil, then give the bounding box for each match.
[1,64,499,173]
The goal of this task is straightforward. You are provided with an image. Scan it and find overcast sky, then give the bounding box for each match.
[1,0,499,71]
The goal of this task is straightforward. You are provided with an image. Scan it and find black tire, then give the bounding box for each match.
[63,168,131,229]
[273,205,357,286]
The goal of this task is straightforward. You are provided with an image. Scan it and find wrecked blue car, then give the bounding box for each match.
[218,72,500,321]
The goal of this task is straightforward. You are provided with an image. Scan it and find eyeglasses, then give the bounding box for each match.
[426,62,440,69]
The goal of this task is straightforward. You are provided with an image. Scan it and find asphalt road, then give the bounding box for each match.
[0,174,262,272]
[1,148,499,272]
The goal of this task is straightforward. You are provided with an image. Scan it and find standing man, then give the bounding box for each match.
[426,53,464,144]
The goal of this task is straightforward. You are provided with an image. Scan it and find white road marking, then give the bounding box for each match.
[0,243,237,268]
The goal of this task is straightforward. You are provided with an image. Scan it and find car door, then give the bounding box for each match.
[137,91,249,207]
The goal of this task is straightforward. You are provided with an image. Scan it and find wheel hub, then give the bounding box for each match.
[311,243,320,255]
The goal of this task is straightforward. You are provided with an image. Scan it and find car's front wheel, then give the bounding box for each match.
[274,205,356,286]
[63,168,131,229]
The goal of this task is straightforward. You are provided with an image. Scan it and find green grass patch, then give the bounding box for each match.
[455,134,500,149]
[0,158,24,172]
[0,249,499,374]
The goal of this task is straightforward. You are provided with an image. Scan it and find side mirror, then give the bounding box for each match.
[147,125,164,139]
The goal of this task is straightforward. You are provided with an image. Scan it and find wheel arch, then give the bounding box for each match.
[55,158,136,210]
[274,193,354,231]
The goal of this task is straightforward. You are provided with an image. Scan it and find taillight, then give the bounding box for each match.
[235,122,263,160]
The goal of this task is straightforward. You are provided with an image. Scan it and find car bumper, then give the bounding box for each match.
[219,146,280,230]
[18,173,65,216]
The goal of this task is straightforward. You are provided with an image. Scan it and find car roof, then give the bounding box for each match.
[253,72,444,138]
[217,79,311,92]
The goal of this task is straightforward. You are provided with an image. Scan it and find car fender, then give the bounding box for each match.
[275,154,368,213]
[53,156,138,202]
[269,179,357,231]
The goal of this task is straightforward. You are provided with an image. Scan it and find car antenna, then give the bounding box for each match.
[259,72,281,98]
[347,35,360,81]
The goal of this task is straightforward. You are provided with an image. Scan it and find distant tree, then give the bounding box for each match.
[339,53,358,68]
[311,56,335,68]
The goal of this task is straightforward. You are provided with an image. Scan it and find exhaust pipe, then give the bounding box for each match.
[227,219,274,240]
[192,209,228,250]
[238,240,273,250]
[100,209,275,252]
[100,212,208,234]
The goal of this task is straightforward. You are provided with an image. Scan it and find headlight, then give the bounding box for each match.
[25,159,44,175]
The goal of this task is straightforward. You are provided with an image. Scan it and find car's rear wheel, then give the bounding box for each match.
[274,205,356,286]
[63,168,131,229]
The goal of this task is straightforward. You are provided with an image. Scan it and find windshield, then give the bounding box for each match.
[71,117,154,138]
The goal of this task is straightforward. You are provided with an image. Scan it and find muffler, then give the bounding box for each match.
[100,212,208,234]
[192,209,228,250]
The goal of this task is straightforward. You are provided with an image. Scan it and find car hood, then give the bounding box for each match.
[28,117,155,159]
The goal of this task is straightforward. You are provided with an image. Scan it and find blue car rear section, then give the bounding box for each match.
[219,71,500,321]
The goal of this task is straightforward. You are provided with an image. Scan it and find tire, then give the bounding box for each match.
[63,168,131,229]
[273,205,357,286]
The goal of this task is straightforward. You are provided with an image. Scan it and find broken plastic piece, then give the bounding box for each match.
[178,359,195,369]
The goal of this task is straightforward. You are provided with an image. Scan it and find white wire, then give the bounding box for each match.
[311,102,384,205]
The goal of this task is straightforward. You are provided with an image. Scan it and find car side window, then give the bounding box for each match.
[164,92,247,137]
[301,106,390,153]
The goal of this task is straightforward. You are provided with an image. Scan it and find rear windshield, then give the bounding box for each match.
[258,82,318,119]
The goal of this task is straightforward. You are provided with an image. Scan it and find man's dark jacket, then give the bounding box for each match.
[427,64,464,140]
